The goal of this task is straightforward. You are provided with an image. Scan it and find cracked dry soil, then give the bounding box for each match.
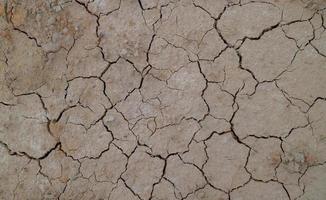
[0,0,326,199]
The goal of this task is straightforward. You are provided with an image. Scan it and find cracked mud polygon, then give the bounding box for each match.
[0,0,326,199]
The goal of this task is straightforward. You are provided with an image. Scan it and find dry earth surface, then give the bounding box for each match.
[0,0,326,199]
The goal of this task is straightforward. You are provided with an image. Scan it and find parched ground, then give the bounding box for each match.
[0,0,326,199]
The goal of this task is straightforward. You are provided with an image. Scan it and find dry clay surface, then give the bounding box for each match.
[0,0,326,199]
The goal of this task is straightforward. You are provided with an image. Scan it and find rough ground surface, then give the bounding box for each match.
[0,0,326,199]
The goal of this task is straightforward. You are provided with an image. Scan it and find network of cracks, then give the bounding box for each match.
[0,0,326,199]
